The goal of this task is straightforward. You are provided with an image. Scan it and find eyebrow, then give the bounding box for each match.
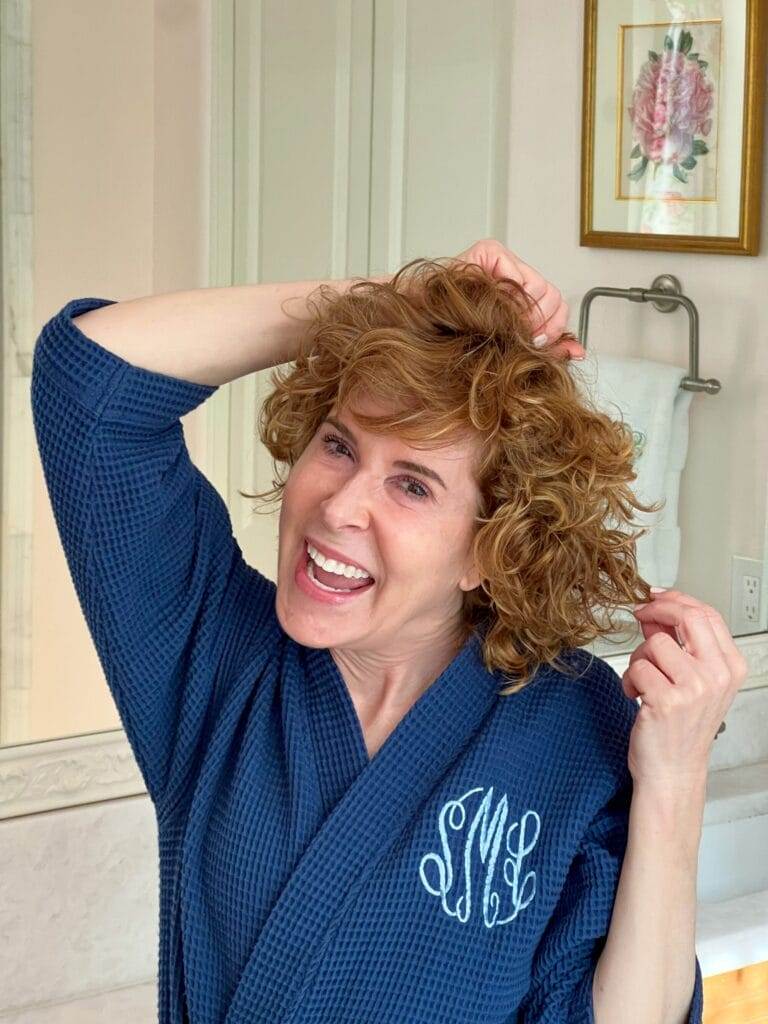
[320,416,448,491]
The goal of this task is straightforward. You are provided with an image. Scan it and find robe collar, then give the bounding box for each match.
[221,630,510,1023]
[303,629,505,806]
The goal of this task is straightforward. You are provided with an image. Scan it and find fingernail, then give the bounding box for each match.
[532,334,548,348]
[571,354,586,360]
[650,586,666,593]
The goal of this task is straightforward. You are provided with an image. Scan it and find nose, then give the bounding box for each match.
[319,470,378,530]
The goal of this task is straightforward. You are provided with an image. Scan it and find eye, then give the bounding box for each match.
[320,433,431,501]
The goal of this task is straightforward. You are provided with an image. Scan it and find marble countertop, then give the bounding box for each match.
[697,887,768,977]
[3,897,767,1024]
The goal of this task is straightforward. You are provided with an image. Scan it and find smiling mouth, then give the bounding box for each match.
[304,541,376,592]
[305,539,375,580]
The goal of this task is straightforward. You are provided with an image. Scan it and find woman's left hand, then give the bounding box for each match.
[622,588,749,788]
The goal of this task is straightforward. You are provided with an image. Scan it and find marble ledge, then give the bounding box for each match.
[0,981,156,1023]
[696,887,768,978]
[2,901,768,1024]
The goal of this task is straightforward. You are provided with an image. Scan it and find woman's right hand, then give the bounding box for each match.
[454,239,585,360]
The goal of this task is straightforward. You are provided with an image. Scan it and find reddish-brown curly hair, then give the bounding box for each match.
[239,257,660,694]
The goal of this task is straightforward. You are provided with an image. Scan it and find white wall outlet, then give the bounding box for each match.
[730,555,766,635]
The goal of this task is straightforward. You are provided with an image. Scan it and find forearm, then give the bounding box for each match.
[592,775,707,1024]
[70,274,390,387]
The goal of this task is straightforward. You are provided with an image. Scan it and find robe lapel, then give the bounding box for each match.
[302,641,369,815]
[223,631,503,1024]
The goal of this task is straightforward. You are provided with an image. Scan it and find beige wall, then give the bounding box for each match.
[26,0,767,743]
[30,0,212,741]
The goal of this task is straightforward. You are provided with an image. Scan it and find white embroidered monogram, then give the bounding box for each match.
[418,785,542,928]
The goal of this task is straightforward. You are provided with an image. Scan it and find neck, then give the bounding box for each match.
[329,623,470,721]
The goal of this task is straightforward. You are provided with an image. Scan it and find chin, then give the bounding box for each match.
[274,594,336,649]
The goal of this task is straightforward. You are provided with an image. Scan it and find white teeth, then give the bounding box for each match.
[307,559,351,593]
[306,542,372,580]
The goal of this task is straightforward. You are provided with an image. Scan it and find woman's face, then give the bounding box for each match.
[275,392,483,653]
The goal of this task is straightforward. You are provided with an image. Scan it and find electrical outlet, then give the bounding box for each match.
[731,556,765,635]
[743,575,760,623]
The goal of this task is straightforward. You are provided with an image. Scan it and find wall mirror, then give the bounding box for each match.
[1,0,766,827]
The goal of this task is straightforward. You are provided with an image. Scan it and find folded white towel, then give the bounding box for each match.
[570,354,694,588]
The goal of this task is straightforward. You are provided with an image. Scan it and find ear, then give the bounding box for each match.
[459,561,481,593]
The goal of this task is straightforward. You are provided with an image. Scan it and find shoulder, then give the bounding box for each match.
[517,647,639,783]
[555,647,639,777]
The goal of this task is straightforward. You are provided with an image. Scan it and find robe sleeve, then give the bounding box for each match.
[515,770,705,1023]
[31,297,277,820]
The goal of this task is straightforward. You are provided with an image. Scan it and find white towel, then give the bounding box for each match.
[569,354,694,588]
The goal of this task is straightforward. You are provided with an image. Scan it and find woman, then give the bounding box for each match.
[32,239,745,1023]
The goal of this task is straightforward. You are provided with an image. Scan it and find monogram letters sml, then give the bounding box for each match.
[418,785,541,929]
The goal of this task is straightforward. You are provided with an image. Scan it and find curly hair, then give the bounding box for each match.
[239,256,661,694]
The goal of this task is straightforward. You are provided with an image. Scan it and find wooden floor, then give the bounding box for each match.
[704,961,768,1022]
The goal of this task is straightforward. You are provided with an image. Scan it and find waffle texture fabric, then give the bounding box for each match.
[31,296,705,1024]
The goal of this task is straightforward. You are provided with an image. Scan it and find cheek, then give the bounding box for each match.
[282,463,316,505]
[393,536,446,575]
[279,473,310,533]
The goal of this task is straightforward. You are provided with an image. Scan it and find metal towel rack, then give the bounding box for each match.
[577,274,721,394]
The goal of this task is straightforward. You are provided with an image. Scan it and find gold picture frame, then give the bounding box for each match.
[580,0,766,255]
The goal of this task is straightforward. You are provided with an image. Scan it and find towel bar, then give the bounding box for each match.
[577,274,721,394]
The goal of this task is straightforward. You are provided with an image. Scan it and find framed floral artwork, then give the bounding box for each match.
[580,0,766,255]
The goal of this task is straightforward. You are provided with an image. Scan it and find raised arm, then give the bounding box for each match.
[67,240,584,390]
[70,275,391,387]
[31,297,289,822]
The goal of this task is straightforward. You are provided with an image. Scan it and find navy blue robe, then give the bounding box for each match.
[31,297,704,1023]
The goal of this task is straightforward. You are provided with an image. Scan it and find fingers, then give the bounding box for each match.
[536,301,570,344]
[501,274,572,349]
[635,590,746,678]
[633,598,727,667]
[479,245,545,293]
[627,631,693,678]
[638,598,753,692]
[526,285,564,337]
[551,338,587,361]
[515,268,571,345]
[624,645,694,702]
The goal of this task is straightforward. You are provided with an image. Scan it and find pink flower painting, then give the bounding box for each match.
[627,28,715,185]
